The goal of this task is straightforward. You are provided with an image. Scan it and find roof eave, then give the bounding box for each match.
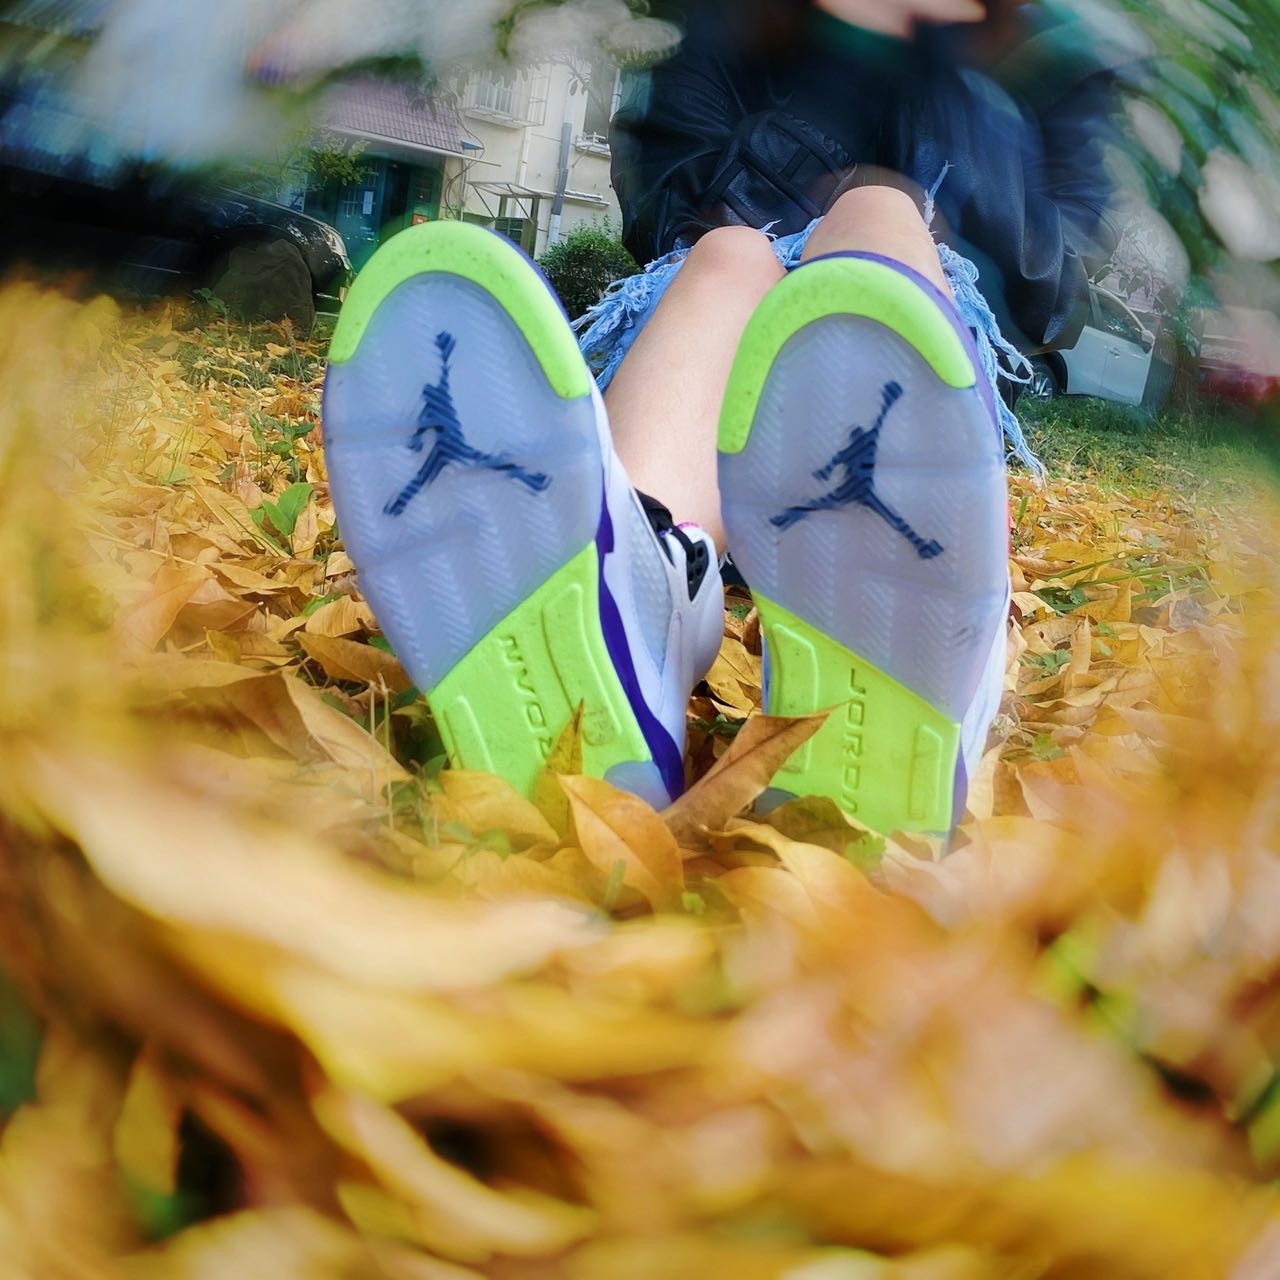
[325,125,464,162]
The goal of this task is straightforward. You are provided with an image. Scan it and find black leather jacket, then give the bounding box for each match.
[611,2,1122,351]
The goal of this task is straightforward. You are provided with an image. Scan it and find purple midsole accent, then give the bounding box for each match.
[951,753,968,832]
[799,249,1001,432]
[501,223,687,796]
[594,493,686,803]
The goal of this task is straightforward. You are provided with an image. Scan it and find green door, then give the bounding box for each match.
[334,165,385,270]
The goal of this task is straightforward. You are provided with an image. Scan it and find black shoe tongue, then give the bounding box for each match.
[637,490,676,536]
[637,490,711,602]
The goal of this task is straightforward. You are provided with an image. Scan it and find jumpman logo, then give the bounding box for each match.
[771,381,944,560]
[384,332,550,518]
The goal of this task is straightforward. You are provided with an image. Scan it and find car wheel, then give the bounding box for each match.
[206,238,316,333]
[1026,357,1060,400]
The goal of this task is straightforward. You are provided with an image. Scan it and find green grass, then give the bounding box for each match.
[1017,394,1280,498]
[310,313,339,347]
[173,302,1279,504]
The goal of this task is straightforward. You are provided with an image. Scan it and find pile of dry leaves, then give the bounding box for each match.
[2,285,1279,1278]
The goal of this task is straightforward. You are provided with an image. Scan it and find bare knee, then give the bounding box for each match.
[682,225,782,288]
[825,185,927,237]
[804,185,947,293]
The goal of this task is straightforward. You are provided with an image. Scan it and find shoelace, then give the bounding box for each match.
[638,491,711,601]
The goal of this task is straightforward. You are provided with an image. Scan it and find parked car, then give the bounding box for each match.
[0,82,351,328]
[1023,284,1173,412]
[0,162,352,328]
[1194,308,1280,409]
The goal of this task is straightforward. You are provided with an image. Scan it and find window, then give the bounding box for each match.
[494,216,537,254]
[525,74,549,128]
[1097,296,1143,345]
[339,182,370,218]
[493,193,539,253]
[470,73,517,118]
[494,216,525,243]
[465,69,548,125]
[412,170,437,205]
[581,62,621,143]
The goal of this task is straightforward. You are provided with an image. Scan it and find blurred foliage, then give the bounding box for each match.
[537,217,638,320]
[224,127,370,204]
[0,973,39,1117]
[302,132,373,188]
[1100,0,1280,281]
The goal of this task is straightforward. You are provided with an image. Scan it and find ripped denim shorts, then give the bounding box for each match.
[574,207,1042,476]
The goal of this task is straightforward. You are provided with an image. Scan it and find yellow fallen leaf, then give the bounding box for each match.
[205,627,241,665]
[297,633,413,693]
[531,707,585,839]
[315,1088,597,1263]
[193,483,282,553]
[279,674,408,788]
[562,774,684,911]
[113,1047,183,1198]
[335,1185,488,1277]
[114,562,207,651]
[123,1207,374,1279]
[437,770,559,849]
[1065,619,1092,689]
[212,561,291,594]
[705,636,762,715]
[325,551,355,578]
[291,492,321,559]
[716,864,822,931]
[305,595,375,638]
[664,714,827,846]
[261,966,712,1100]
[453,848,597,905]
[129,656,266,701]
[705,655,758,714]
[21,742,594,993]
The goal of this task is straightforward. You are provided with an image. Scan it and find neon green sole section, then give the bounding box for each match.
[328,221,591,401]
[719,255,976,456]
[756,594,960,836]
[429,544,650,799]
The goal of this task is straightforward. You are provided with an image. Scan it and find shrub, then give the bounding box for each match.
[537,217,638,321]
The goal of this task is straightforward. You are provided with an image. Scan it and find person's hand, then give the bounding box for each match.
[813,0,987,38]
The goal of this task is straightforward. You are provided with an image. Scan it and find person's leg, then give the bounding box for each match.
[604,226,785,550]
[801,186,950,296]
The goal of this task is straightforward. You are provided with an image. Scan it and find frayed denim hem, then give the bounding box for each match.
[574,199,1043,477]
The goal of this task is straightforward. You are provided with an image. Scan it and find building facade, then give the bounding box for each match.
[289,79,464,271]
[454,61,621,258]
[290,62,622,271]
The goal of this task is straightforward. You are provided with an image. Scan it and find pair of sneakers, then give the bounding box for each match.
[322,222,1009,837]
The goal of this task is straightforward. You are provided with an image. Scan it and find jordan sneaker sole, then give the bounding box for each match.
[718,252,1009,836]
[323,221,681,803]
